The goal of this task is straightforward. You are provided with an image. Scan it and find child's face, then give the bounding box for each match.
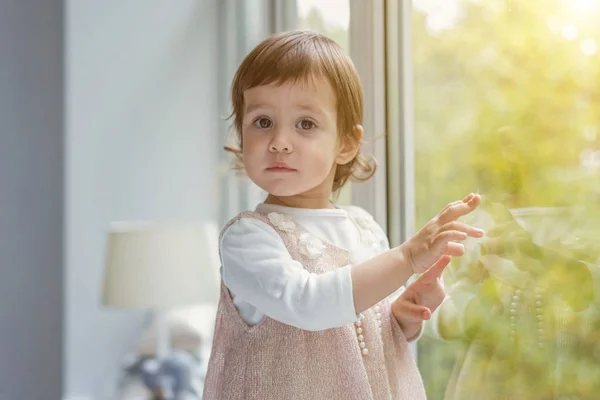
[241,77,351,200]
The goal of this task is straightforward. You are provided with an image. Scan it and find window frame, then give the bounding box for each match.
[347,0,415,245]
[348,0,390,233]
[349,0,418,358]
[383,0,416,247]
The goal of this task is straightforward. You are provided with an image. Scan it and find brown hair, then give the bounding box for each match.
[225,30,376,192]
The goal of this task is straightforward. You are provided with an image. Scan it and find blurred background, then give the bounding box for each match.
[0,0,598,399]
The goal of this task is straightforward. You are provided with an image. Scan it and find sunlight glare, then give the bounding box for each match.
[568,0,596,14]
[562,23,579,40]
[546,16,561,33]
[580,38,598,56]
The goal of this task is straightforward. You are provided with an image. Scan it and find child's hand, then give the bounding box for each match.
[400,193,483,274]
[391,256,450,339]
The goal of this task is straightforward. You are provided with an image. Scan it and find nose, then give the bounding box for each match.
[269,131,293,153]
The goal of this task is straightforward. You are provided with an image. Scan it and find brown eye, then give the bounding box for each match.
[296,119,315,130]
[254,118,272,129]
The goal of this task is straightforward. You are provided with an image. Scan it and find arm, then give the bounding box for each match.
[223,195,482,332]
[348,195,484,338]
[221,218,414,331]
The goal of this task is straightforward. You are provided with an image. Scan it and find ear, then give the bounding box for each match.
[336,125,363,165]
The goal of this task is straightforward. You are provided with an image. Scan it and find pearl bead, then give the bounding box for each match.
[374,305,380,312]
[355,320,362,327]
[376,313,382,319]
[515,289,521,294]
[536,300,543,306]
[510,302,517,308]
[510,315,516,320]
[362,348,369,355]
[536,315,543,321]
[510,309,517,314]
[358,335,364,341]
[512,295,519,300]
[359,341,366,349]
[357,327,363,334]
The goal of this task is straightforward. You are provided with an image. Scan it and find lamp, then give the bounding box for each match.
[102,221,220,361]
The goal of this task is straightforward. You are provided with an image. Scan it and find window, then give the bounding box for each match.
[297,0,350,53]
[409,1,600,398]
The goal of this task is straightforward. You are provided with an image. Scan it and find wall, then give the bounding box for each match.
[0,0,64,399]
[65,1,219,398]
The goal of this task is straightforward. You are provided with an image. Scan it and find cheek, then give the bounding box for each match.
[241,130,261,152]
[241,133,260,169]
[305,137,338,170]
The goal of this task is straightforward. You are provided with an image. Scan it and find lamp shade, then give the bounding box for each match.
[102,221,220,310]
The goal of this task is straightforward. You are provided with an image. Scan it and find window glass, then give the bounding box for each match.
[411,1,600,398]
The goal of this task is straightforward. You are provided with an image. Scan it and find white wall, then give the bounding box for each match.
[65,1,219,398]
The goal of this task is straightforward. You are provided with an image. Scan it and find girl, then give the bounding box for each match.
[203,30,484,400]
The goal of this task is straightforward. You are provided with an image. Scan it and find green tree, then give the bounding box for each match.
[413,0,600,228]
[412,1,600,398]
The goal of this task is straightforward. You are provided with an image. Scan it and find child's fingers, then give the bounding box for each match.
[439,197,470,215]
[445,242,465,257]
[442,221,484,238]
[406,256,449,295]
[437,194,481,224]
[433,231,468,249]
[438,193,475,215]
[396,300,432,322]
[416,255,451,283]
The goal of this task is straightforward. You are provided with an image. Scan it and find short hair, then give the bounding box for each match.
[225,30,376,192]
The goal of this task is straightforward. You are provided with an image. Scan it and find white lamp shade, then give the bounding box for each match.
[102,221,221,310]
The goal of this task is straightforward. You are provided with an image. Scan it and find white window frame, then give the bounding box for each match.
[348,0,415,245]
[349,0,417,359]
[383,0,416,246]
[348,0,389,233]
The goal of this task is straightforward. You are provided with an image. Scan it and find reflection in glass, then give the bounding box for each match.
[412,0,600,399]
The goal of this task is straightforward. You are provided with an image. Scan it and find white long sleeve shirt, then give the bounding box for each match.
[219,203,393,331]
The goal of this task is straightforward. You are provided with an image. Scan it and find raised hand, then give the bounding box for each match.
[400,193,484,274]
[391,255,450,332]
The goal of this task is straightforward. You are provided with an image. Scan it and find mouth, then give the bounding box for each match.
[266,167,297,172]
[266,162,296,172]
